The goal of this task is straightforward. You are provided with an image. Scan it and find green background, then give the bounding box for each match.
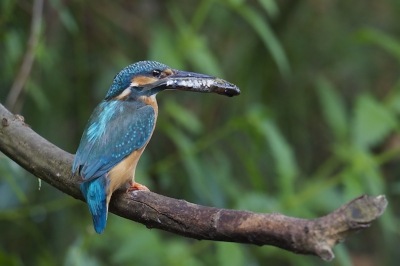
[1,0,400,265]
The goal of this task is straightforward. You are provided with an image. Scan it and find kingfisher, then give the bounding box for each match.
[72,60,240,234]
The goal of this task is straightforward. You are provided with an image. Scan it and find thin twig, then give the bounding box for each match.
[5,0,44,112]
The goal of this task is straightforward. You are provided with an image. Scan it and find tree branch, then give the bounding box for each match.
[0,103,387,261]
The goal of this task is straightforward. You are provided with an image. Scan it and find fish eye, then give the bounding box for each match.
[152,69,162,78]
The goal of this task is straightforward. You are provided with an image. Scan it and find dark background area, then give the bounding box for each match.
[1,0,400,265]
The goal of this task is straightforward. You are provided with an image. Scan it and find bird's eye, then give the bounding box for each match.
[152,69,161,78]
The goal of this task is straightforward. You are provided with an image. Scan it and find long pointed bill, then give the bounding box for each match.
[143,70,241,97]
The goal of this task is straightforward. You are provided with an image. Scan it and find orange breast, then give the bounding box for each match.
[138,95,158,116]
[106,95,158,205]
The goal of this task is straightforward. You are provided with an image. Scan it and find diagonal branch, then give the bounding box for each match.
[0,103,387,261]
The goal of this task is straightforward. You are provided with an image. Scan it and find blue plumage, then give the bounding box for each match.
[73,60,240,234]
[73,99,156,233]
[73,61,166,233]
[80,176,108,233]
[73,100,155,181]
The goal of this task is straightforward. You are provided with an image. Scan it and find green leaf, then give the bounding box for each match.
[230,139,265,191]
[110,228,163,266]
[191,0,213,31]
[247,108,298,198]
[164,100,203,135]
[64,237,99,266]
[165,240,203,266]
[334,244,353,266]
[260,120,297,197]
[226,0,245,7]
[48,0,78,33]
[0,248,23,266]
[232,5,290,77]
[0,155,28,204]
[26,81,51,111]
[235,192,279,213]
[343,146,385,196]
[342,169,364,202]
[168,5,224,77]
[315,76,348,140]
[148,25,185,69]
[258,0,279,19]
[356,28,400,63]
[163,124,215,205]
[383,80,400,114]
[352,94,397,148]
[0,0,15,26]
[352,149,385,195]
[5,30,23,64]
[216,242,246,266]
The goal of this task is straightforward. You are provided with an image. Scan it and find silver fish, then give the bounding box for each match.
[145,77,241,97]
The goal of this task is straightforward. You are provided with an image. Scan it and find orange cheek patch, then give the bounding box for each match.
[131,76,158,86]
[164,69,173,75]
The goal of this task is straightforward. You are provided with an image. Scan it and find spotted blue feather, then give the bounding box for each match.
[72,99,155,233]
[73,99,155,181]
[72,59,241,234]
[72,61,168,234]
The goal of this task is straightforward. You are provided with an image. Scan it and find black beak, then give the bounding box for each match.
[144,70,241,97]
[170,70,216,79]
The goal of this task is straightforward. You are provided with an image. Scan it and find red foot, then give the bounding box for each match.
[127,181,150,192]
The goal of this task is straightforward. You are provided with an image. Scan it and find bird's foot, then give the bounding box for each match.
[127,181,150,192]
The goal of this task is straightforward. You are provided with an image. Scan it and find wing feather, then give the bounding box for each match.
[73,100,155,181]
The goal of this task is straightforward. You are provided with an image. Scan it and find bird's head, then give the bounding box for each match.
[105,61,240,100]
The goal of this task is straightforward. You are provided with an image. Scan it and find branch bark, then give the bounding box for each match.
[0,103,387,261]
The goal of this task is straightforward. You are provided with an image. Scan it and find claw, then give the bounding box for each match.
[126,181,150,192]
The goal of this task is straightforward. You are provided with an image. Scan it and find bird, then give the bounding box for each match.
[72,60,240,234]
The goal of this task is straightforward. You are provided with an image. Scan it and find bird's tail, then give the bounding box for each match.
[80,175,109,234]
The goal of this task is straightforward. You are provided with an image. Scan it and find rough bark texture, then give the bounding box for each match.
[0,103,387,261]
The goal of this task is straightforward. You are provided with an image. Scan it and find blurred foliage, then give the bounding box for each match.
[1,0,400,265]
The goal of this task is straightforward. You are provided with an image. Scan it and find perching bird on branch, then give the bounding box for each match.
[72,61,240,233]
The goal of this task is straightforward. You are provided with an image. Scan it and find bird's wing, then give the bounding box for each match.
[72,100,155,181]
